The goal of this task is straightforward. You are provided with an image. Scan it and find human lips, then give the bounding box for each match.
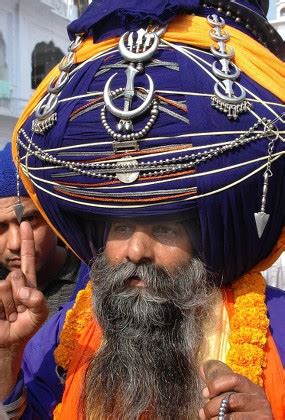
[7,258,21,269]
[128,277,146,288]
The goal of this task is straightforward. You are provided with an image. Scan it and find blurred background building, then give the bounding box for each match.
[0,0,90,148]
[270,0,285,38]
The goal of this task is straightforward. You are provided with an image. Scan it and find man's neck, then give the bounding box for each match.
[37,246,68,291]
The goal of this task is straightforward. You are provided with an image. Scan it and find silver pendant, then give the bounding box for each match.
[14,203,24,224]
[254,211,270,238]
[116,158,139,184]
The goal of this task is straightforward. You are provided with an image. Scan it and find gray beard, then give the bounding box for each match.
[82,254,217,420]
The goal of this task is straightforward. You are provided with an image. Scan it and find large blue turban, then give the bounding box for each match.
[14,0,285,283]
[0,143,28,198]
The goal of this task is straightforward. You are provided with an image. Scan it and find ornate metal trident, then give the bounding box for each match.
[102,26,166,152]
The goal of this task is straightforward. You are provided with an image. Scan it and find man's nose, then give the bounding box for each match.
[125,231,155,264]
[7,224,21,253]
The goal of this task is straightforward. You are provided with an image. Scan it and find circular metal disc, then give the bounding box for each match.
[116,158,140,184]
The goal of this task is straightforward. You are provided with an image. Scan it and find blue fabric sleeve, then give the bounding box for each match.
[2,301,74,419]
[266,285,285,368]
[1,370,25,405]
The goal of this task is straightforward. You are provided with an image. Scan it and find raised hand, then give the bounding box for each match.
[0,221,48,349]
[199,360,273,419]
[0,221,48,399]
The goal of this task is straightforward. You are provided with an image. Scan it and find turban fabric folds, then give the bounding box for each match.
[13,4,285,283]
[0,143,28,198]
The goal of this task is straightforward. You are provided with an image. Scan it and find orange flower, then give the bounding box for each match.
[230,327,267,347]
[54,282,93,370]
[226,273,269,385]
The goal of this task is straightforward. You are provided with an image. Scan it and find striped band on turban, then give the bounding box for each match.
[13,1,285,283]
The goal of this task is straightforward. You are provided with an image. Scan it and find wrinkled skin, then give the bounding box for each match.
[199,360,273,419]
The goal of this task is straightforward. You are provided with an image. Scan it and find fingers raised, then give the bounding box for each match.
[20,222,37,288]
[0,271,27,321]
[17,287,48,324]
[0,279,17,322]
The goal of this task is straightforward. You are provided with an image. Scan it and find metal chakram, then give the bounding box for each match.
[208,14,251,120]
[102,26,166,165]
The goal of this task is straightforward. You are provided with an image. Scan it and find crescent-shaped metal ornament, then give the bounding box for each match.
[59,51,75,72]
[210,44,235,60]
[209,29,230,42]
[214,80,246,103]
[48,72,70,94]
[104,73,154,119]
[35,93,59,119]
[212,60,240,80]
[119,31,159,62]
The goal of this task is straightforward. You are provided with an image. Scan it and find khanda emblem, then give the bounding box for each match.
[101,26,165,153]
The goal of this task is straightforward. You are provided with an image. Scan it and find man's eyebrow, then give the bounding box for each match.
[22,209,41,217]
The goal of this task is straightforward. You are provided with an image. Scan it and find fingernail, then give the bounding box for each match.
[9,312,18,322]
[18,287,31,300]
[17,304,26,313]
[202,387,210,398]
[198,408,206,419]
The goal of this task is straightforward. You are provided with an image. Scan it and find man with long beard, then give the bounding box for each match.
[83,219,215,419]
[0,0,285,418]
[0,217,273,419]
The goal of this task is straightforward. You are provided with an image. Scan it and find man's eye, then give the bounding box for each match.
[113,224,131,233]
[0,223,7,230]
[22,215,37,224]
[110,223,134,237]
[154,225,177,236]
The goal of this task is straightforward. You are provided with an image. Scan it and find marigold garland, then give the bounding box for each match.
[226,272,269,386]
[54,281,93,370]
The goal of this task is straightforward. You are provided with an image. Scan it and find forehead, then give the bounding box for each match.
[0,196,38,220]
[111,217,185,226]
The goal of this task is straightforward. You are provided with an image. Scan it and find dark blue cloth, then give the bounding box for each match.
[70,261,90,300]
[67,0,266,41]
[266,286,285,367]
[2,286,285,418]
[0,143,28,198]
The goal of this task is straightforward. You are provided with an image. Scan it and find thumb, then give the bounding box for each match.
[200,360,233,385]
[18,286,48,323]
